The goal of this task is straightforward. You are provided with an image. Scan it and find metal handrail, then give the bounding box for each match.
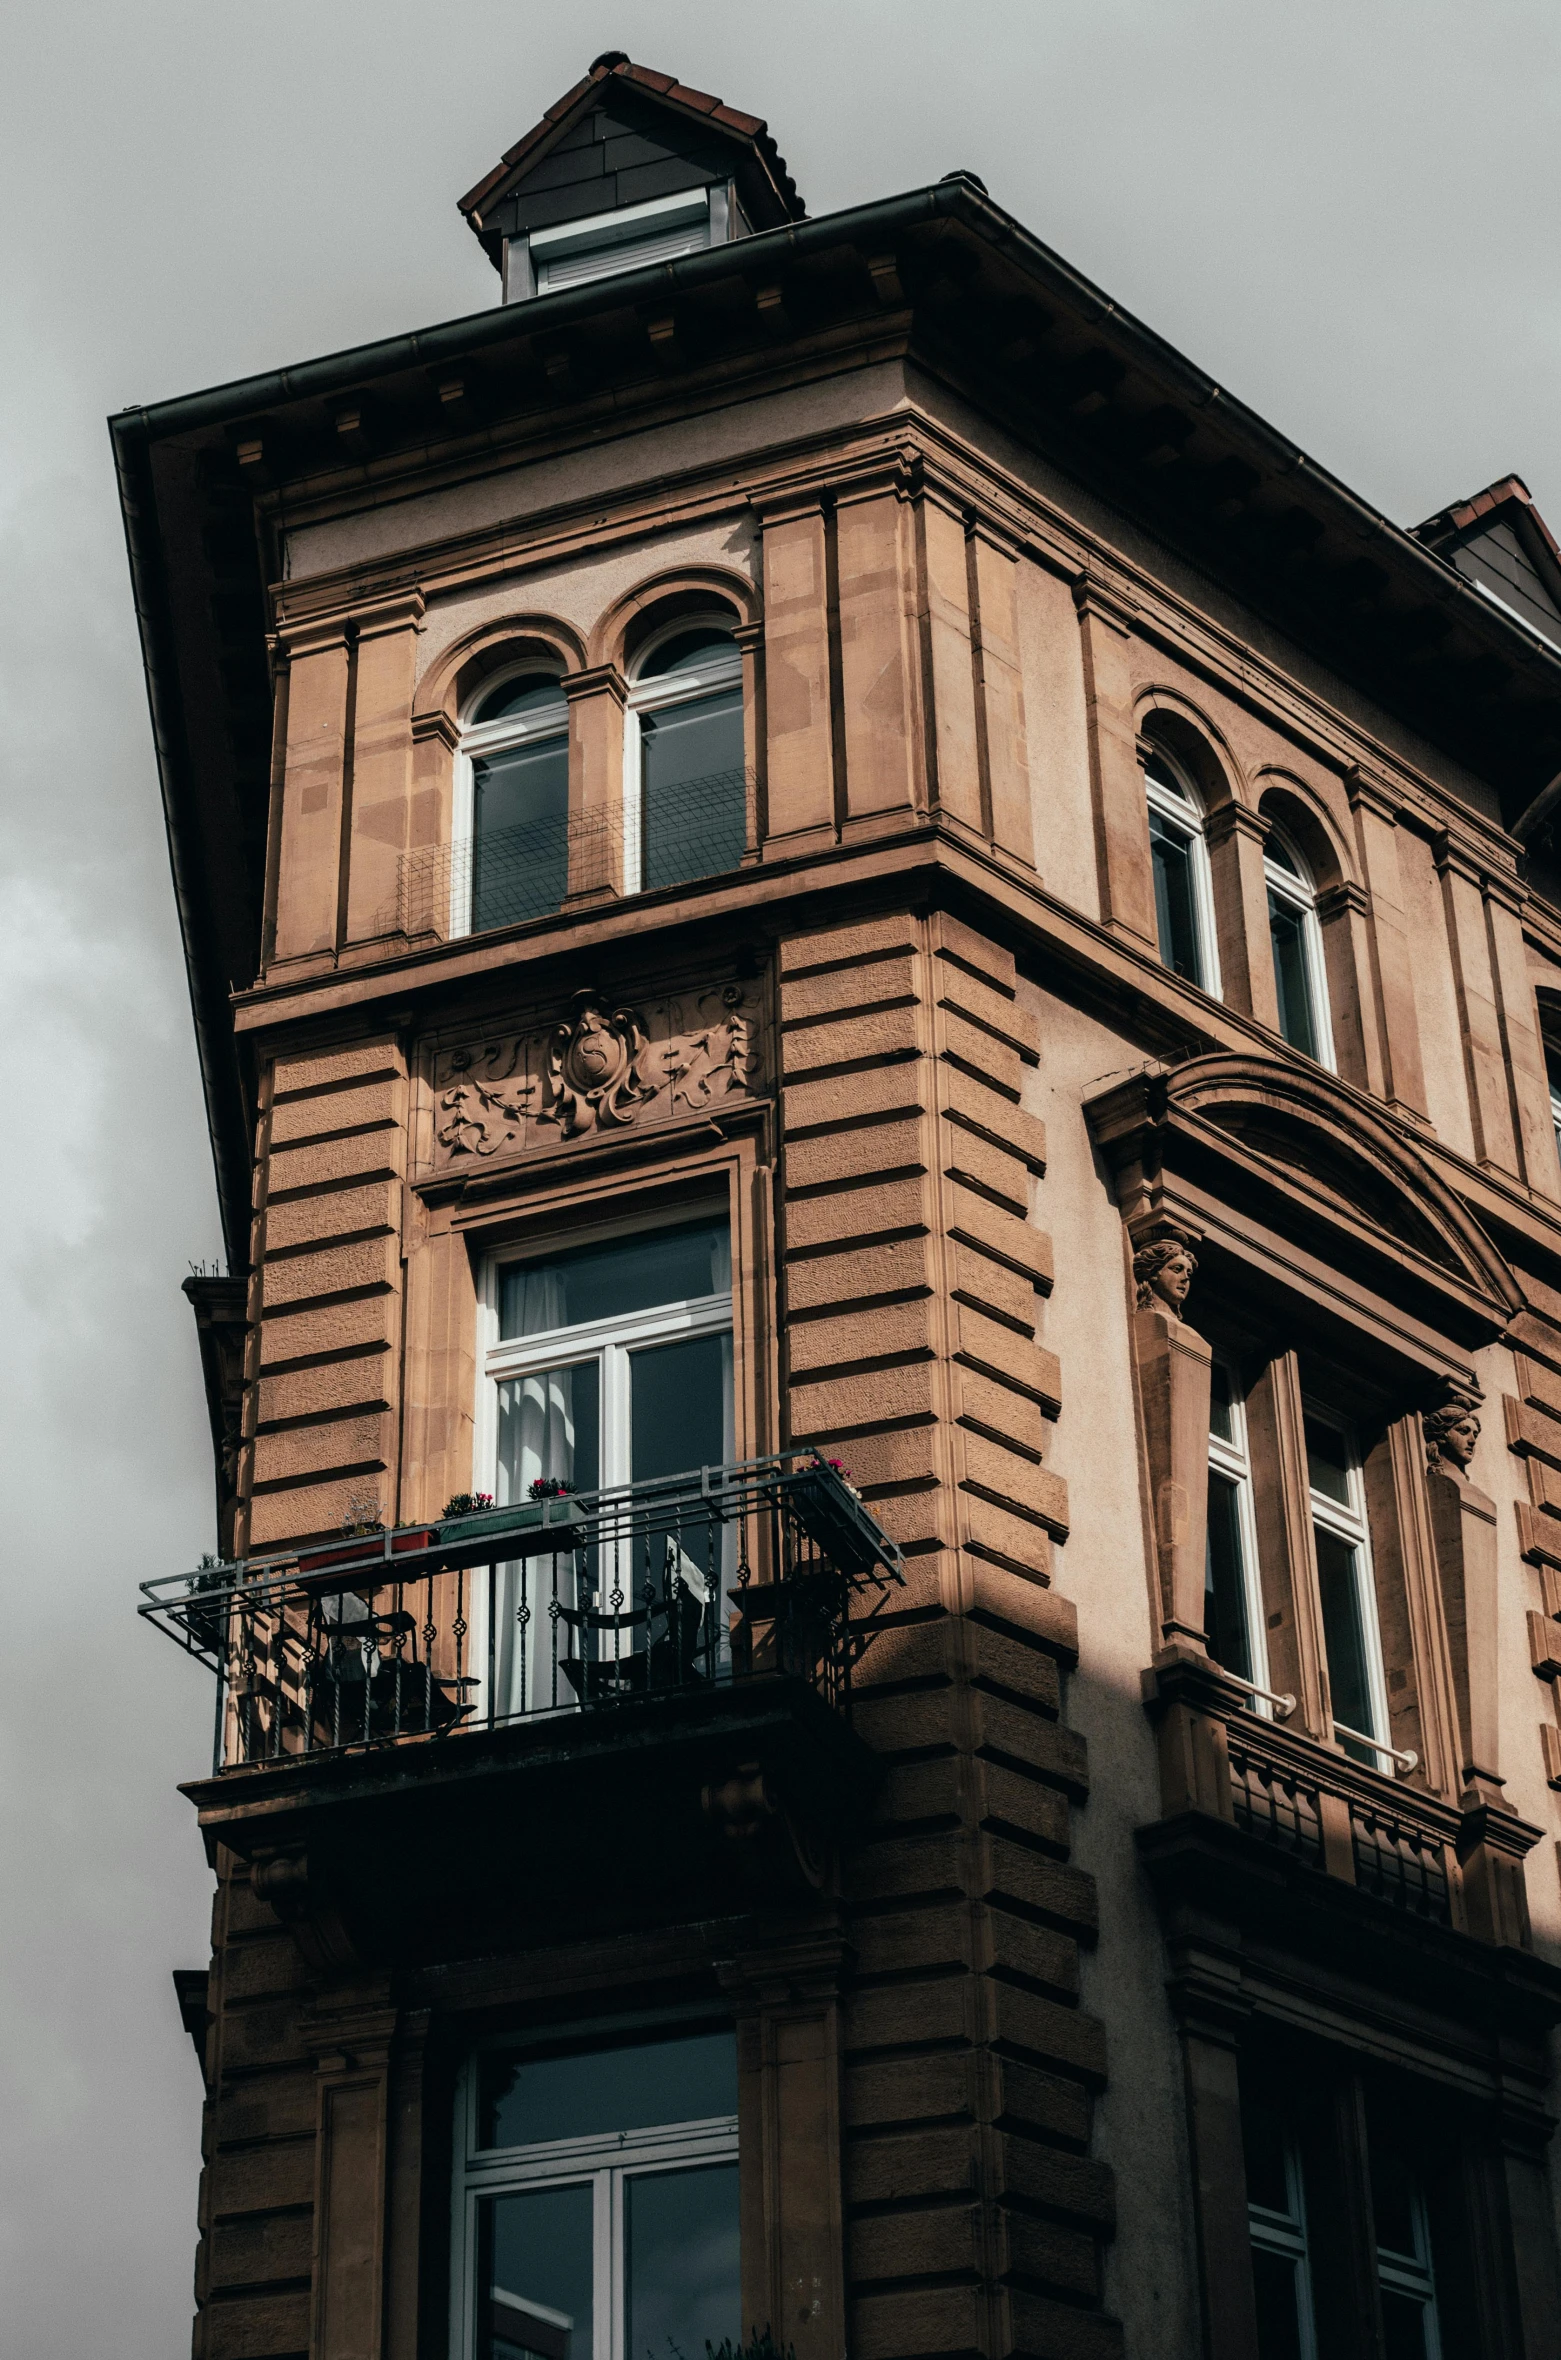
[1333,1718,1418,1775]
[1220,1666,1297,1720]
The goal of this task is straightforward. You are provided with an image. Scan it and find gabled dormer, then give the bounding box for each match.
[459,50,805,303]
[1413,473,1561,652]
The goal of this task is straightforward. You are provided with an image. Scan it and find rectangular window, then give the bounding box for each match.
[1367,2097,1443,2360]
[1242,2080,1318,2360]
[1149,804,1207,986]
[1303,1410,1391,1769]
[1207,1360,1266,1687]
[480,1218,734,1718]
[456,2027,740,2360]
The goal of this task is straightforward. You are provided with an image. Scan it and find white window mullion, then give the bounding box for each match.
[599,2168,619,2360]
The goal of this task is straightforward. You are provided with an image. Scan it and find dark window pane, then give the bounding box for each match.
[473,736,570,929]
[1269,890,1319,1059]
[631,1334,728,1485]
[500,1222,730,1339]
[1380,2291,1430,2360]
[474,675,568,727]
[479,2029,737,2151]
[1250,2248,1305,2360]
[478,2184,593,2360]
[1303,1416,1352,1507]
[1209,1360,1235,1445]
[640,688,746,891]
[1367,2106,1420,2258]
[1149,807,1205,986]
[639,627,737,680]
[1316,1524,1376,1757]
[1206,1473,1254,1680]
[626,2163,740,2360]
[1240,2086,1292,2218]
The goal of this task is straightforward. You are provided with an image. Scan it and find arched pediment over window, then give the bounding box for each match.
[1086,1052,1521,1369]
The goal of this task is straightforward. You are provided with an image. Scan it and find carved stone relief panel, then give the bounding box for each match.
[432,981,761,1165]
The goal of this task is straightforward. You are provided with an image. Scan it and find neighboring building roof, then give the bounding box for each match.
[458,51,805,269]
[1413,474,1561,654]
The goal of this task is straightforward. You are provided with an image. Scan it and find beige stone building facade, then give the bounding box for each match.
[117,52,1561,2360]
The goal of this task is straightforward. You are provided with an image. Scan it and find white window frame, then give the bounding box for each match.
[450,2039,739,2360]
[1263,824,1336,1071]
[1144,751,1222,998]
[452,667,569,940]
[621,621,745,898]
[1304,1406,1393,1767]
[1547,1053,1561,1170]
[1207,1360,1272,1704]
[1374,2173,1443,2359]
[1246,2116,1320,2360]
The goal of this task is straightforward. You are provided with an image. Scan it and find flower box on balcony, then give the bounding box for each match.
[438,1498,587,1548]
[295,1528,437,1579]
[791,1462,889,1579]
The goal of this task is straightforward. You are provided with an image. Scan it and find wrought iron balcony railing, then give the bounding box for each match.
[141,1455,903,1776]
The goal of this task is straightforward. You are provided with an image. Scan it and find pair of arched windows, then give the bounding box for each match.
[1144,749,1334,1068]
[456,619,746,936]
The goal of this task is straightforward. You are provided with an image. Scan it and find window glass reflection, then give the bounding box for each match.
[1269,889,1319,1059]
[479,2031,738,2153]
[626,2163,740,2360]
[1149,806,1205,985]
[500,1222,731,1340]
[1206,1473,1255,1680]
[478,2184,593,2360]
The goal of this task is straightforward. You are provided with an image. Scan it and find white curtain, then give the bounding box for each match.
[492,1354,591,1717]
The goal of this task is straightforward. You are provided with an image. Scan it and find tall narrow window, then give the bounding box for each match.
[1265,829,1334,1067]
[1546,1046,1561,1168]
[1144,753,1220,993]
[460,672,570,934]
[455,2025,741,2360]
[1367,2098,1443,2360]
[1242,2080,1319,2360]
[481,1219,734,1717]
[625,624,746,896]
[1304,1410,1391,1769]
[1207,1361,1267,1688]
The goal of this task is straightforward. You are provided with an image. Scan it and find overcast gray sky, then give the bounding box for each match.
[2,3,1558,2350]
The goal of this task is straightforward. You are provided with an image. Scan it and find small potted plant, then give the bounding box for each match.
[437,1479,586,1546]
[790,1455,893,1579]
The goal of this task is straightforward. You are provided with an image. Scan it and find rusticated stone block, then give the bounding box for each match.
[936,963,1040,1060]
[789,1359,936,1436]
[783,1063,926,1134]
[843,2123,978,2206]
[981,1842,1097,1940]
[207,2209,312,2289]
[266,1129,400,1194]
[970,1622,1063,1714]
[845,2051,976,2131]
[991,2054,1094,2148]
[849,2202,983,2283]
[257,1298,394,1368]
[784,1178,930,1256]
[978,1762,1072,1857]
[944,1126,1034,1217]
[958,1365,1049,1455]
[250,1410,390,1487]
[208,2135,315,2215]
[218,1937,311,2004]
[248,1475,375,1550]
[980,1909,1081,2000]
[850,2283,984,2360]
[268,1077,400,1145]
[849,1617,954,1690]
[991,1983,1108,2085]
[272,1041,402,1096]
[200,2287,313,2360]
[262,1178,398,1254]
[944,1065,1048,1168]
[780,914,920,973]
[785,1119,927,1193]
[972,1697,1089,1797]
[967,1570,1077,1660]
[1007,2285,1125,2360]
[834,1428,941,1492]
[781,1005,922,1076]
[932,909,1017,993]
[963,1434,1068,1534]
[941,1007,1024,1097]
[948,1192,1054,1287]
[213,2073,316,2144]
[872,1753,965,1824]
[995,2208,1103,2302]
[961,1490,1055,1581]
[849,1829,970,1905]
[780,954,919,1025]
[260,1234,397,1309]
[844,1975,972,2052]
[256,1355,393,1426]
[786,1298,935,1375]
[784,1234,931,1312]
[217,2003,310,2071]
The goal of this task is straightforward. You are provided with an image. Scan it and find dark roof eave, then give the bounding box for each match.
[109,178,1561,717]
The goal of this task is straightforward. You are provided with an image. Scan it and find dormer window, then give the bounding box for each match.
[503,187,735,303]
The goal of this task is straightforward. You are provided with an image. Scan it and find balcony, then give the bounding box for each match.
[142,1457,903,1963]
[1139,1652,1538,1954]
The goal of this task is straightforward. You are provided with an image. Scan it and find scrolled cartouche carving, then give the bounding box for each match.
[1133,1236,1198,1314]
[434,980,756,1161]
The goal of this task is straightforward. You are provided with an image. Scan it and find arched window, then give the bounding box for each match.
[1264,825,1334,1068]
[1144,750,1220,993]
[625,622,746,895]
[459,669,569,935]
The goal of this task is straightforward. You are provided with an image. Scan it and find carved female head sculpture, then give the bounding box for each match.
[1424,1400,1481,1474]
[1133,1237,1198,1314]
